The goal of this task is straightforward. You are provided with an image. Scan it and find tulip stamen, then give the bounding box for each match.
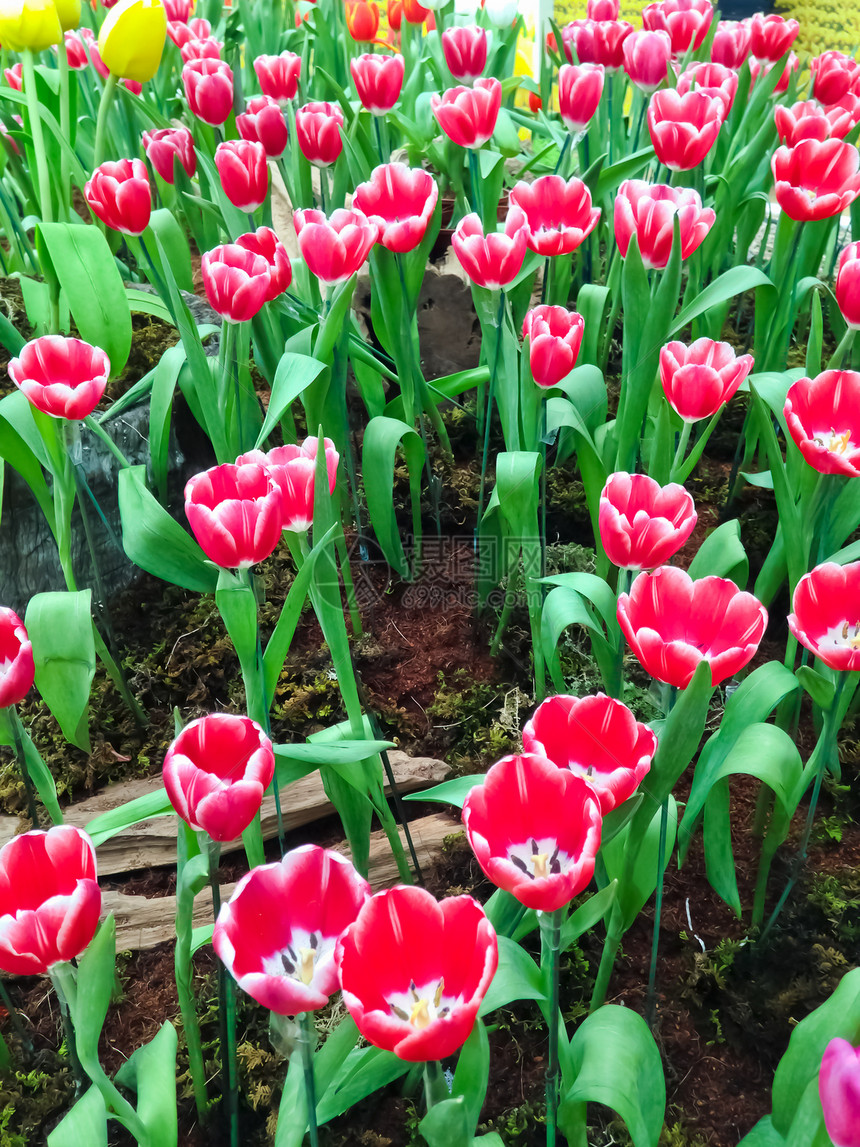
[267,931,327,988]
[509,839,566,880]
[388,976,453,1029]
[813,428,852,455]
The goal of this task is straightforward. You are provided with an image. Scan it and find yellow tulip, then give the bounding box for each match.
[53,0,79,31]
[0,0,62,52]
[98,0,167,84]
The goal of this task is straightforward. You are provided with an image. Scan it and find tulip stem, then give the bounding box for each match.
[540,908,563,1147]
[423,1059,449,1110]
[553,134,572,178]
[590,927,622,1012]
[93,72,119,171]
[299,1012,320,1147]
[82,416,132,470]
[476,290,507,537]
[828,326,856,370]
[373,114,390,164]
[209,839,240,1147]
[20,50,54,228]
[57,45,72,221]
[645,797,669,1029]
[8,705,40,829]
[467,146,482,220]
[669,420,693,482]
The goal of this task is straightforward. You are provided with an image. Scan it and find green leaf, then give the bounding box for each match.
[118,466,218,592]
[86,786,174,847]
[738,1116,786,1147]
[561,882,618,951]
[687,519,749,585]
[146,209,193,294]
[420,1096,472,1147]
[669,266,774,337]
[362,416,425,579]
[315,1047,412,1124]
[795,665,836,711]
[25,591,95,752]
[479,936,546,1016]
[0,710,62,824]
[602,798,678,932]
[451,1020,490,1133]
[149,345,185,505]
[404,774,485,808]
[0,391,57,529]
[255,353,327,449]
[115,1022,178,1147]
[73,915,117,1065]
[559,1005,666,1147]
[36,223,132,374]
[47,1087,108,1147]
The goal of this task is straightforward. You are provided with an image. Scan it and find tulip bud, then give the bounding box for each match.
[295,101,343,167]
[183,56,233,125]
[236,94,288,158]
[522,305,584,388]
[350,52,403,115]
[642,0,712,55]
[293,207,378,284]
[622,29,672,94]
[201,244,271,323]
[441,25,487,85]
[659,338,753,422]
[98,0,167,84]
[85,158,151,235]
[452,206,527,290]
[557,63,604,132]
[142,125,196,182]
[254,50,301,104]
[648,89,724,172]
[749,12,798,63]
[431,76,501,150]
[0,0,62,52]
[710,19,750,70]
[54,0,79,31]
[64,29,89,68]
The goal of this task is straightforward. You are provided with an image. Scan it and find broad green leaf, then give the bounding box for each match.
[86,786,174,846]
[687,519,749,586]
[404,774,485,808]
[561,881,618,951]
[362,416,425,579]
[420,1096,472,1147]
[315,1046,412,1124]
[115,1022,178,1147]
[149,345,185,505]
[479,935,545,1016]
[73,915,117,1065]
[670,266,774,337]
[738,1116,786,1147]
[47,1086,108,1147]
[0,709,62,824]
[602,798,678,931]
[795,665,836,711]
[25,590,95,752]
[255,352,326,449]
[146,209,193,294]
[452,1020,490,1133]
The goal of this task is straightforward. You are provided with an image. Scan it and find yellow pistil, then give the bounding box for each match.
[409,998,431,1029]
[299,948,315,986]
[815,429,851,454]
[530,852,550,879]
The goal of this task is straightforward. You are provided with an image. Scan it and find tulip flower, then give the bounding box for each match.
[182,57,234,125]
[64,29,89,67]
[98,0,167,84]
[659,338,754,423]
[789,563,860,675]
[237,437,339,532]
[163,0,192,18]
[400,0,429,23]
[235,227,292,302]
[84,158,151,235]
[215,139,268,213]
[614,180,716,270]
[336,885,498,1061]
[163,713,275,842]
[749,12,798,63]
[441,25,487,84]
[820,1038,860,1147]
[812,51,860,109]
[462,753,602,911]
[509,175,600,257]
[617,566,767,690]
[587,0,618,17]
[53,0,79,30]
[837,242,860,330]
[352,163,438,254]
[200,243,271,323]
[214,845,370,1015]
[647,89,724,172]
[642,0,712,54]
[622,30,672,95]
[0,608,34,709]
[0,826,101,975]
[749,53,797,96]
[431,77,501,150]
[710,19,751,70]
[783,370,860,478]
[562,18,632,71]
[557,63,604,132]
[143,126,196,184]
[4,64,23,90]
[522,693,657,813]
[774,100,858,147]
[185,461,284,571]
[598,472,697,572]
[293,207,378,285]
[179,36,221,62]
[0,0,62,52]
[254,51,301,104]
[676,62,738,117]
[522,305,584,388]
[295,101,343,167]
[82,26,144,92]
[351,53,404,115]
[387,0,402,30]
[452,207,527,290]
[166,18,193,45]
[8,335,111,420]
[771,139,860,223]
[346,0,378,42]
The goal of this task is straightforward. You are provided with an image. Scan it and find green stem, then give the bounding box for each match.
[8,705,40,828]
[645,798,669,1028]
[57,45,72,220]
[423,1059,449,1110]
[20,50,53,226]
[467,145,482,219]
[83,415,132,470]
[828,326,857,370]
[92,72,119,170]
[476,291,507,530]
[590,927,621,1012]
[299,1012,320,1147]
[209,839,239,1147]
[541,909,563,1147]
[669,420,693,482]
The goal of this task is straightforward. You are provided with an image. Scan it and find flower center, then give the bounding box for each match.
[839,621,860,649]
[389,978,451,1028]
[508,836,565,880]
[265,930,324,987]
[818,620,860,653]
[813,428,853,455]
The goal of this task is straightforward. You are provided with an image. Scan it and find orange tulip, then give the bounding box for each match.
[346,0,379,42]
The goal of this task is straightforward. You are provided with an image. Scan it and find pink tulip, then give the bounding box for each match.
[215,139,269,213]
[431,77,501,150]
[774,100,859,147]
[0,608,34,708]
[820,1038,860,1147]
[614,180,715,270]
[85,158,151,236]
[647,89,724,172]
[236,95,288,158]
[200,244,271,323]
[4,64,23,91]
[353,163,438,254]
[622,30,672,94]
[710,19,751,70]
[557,63,604,132]
[772,139,860,223]
[659,338,754,423]
[522,305,584,388]
[451,207,527,290]
[350,53,404,115]
[837,242,860,330]
[8,336,110,420]
[183,57,234,125]
[293,207,378,284]
[143,126,196,183]
[509,175,600,257]
[254,51,302,105]
[441,25,487,84]
[598,471,697,571]
[789,563,860,675]
[63,30,89,69]
[163,0,194,20]
[180,37,222,63]
[163,713,275,842]
[562,18,632,71]
[235,227,292,303]
[237,436,339,532]
[642,0,713,54]
[783,370,860,478]
[184,462,284,569]
[295,101,344,167]
[749,12,798,63]
[587,0,618,16]
[676,62,738,117]
[811,51,860,108]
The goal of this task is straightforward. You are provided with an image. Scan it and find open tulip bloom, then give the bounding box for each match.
[783,370,860,478]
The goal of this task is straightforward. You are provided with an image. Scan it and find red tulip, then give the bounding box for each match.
[618,566,767,689]
[783,370,860,478]
[522,305,584,388]
[557,63,604,132]
[749,53,797,96]
[387,0,402,31]
[183,57,234,125]
[659,337,754,423]
[509,175,600,257]
[772,139,860,223]
[8,336,110,420]
[442,24,487,84]
[811,51,860,108]
[431,77,501,150]
[237,436,339,532]
[180,37,222,63]
[143,125,196,183]
[820,1038,860,1147]
[522,693,657,813]
[235,227,292,302]
[214,139,268,214]
[336,885,498,1061]
[346,0,379,42]
[84,158,151,236]
[749,12,798,63]
[163,713,275,842]
[236,95,288,159]
[4,64,22,90]
[774,100,859,147]
[587,0,618,17]
[710,19,751,70]
[214,845,370,1015]
[452,206,527,290]
[351,53,404,115]
[164,0,194,19]
[562,18,632,72]
[598,471,697,571]
[293,207,378,284]
[295,101,344,168]
[0,608,34,708]
[167,19,195,47]
[353,163,438,254]
[0,826,101,976]
[676,62,738,117]
[200,243,271,323]
[401,0,430,24]
[837,242,860,330]
[614,180,715,270]
[64,30,89,69]
[622,30,671,94]
[647,89,724,172]
[254,51,301,104]
[642,0,712,54]
[788,562,860,674]
[462,753,602,911]
[185,463,284,569]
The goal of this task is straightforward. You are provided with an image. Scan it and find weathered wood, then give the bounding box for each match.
[108,811,462,951]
